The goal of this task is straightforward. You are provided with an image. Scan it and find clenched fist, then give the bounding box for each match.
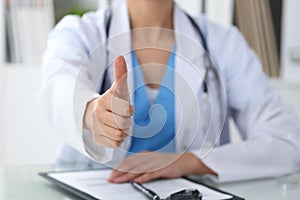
[84,56,134,148]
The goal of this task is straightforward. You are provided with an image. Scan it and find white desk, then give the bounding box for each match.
[0,165,299,200]
[221,173,300,200]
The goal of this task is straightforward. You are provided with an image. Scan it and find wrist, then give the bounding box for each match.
[185,152,218,177]
[83,98,97,130]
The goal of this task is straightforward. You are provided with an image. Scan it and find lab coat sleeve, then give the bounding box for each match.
[198,25,300,182]
[38,13,114,164]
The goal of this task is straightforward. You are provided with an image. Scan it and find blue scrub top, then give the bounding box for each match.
[128,48,177,154]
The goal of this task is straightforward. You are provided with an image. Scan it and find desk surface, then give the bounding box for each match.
[1,165,300,200]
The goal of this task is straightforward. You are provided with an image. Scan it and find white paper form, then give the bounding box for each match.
[48,170,232,200]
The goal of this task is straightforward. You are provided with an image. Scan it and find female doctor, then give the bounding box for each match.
[40,0,300,183]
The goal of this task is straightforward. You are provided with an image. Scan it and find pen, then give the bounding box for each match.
[131,181,161,200]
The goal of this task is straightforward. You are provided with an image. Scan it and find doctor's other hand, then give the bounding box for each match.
[84,56,134,148]
[108,152,218,184]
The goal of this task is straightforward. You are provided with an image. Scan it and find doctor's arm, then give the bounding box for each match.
[200,26,300,182]
[39,14,129,164]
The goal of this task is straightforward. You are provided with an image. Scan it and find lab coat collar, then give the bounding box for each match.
[174,3,206,64]
[173,3,205,151]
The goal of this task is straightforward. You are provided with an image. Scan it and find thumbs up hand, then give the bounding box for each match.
[84,56,134,148]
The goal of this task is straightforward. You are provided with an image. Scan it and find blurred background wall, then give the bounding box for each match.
[53,0,98,22]
[0,0,299,166]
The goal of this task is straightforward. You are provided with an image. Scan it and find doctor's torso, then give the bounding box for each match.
[40,1,300,183]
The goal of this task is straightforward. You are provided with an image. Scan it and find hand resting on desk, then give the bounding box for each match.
[108,151,217,183]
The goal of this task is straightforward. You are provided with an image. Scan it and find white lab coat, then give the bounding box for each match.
[39,0,300,182]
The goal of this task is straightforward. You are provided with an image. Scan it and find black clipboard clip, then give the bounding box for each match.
[131,181,202,200]
[165,189,202,200]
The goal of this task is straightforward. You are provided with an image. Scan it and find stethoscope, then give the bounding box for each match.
[101,10,227,152]
[184,13,227,150]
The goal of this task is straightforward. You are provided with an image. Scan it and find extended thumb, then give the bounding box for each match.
[114,56,127,82]
[113,56,129,100]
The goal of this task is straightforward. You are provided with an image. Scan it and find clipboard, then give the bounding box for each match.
[39,169,244,200]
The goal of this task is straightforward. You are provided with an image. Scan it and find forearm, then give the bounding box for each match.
[201,137,300,182]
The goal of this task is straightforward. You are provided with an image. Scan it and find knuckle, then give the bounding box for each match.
[123,106,130,116]
[111,140,121,148]
[116,130,124,139]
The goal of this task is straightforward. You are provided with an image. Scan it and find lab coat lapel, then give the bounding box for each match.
[174,4,206,152]
[107,0,134,98]
[106,0,133,161]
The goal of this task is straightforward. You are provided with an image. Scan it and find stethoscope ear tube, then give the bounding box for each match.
[200,52,227,155]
